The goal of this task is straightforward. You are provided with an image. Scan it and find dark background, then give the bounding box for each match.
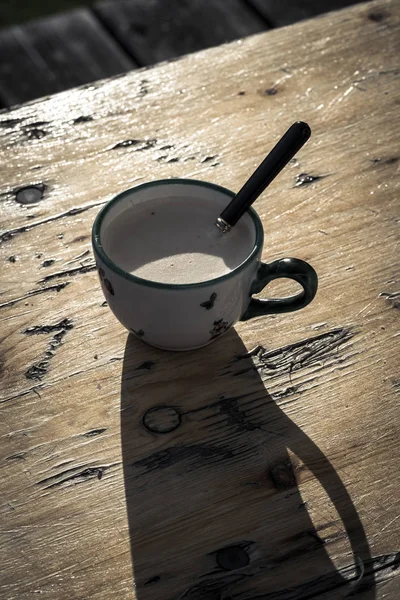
[0,0,92,26]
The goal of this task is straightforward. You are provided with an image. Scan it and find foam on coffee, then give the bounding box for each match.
[103,196,255,285]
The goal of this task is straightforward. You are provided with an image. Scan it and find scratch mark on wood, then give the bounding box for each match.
[0,385,43,405]
[379,290,400,309]
[73,115,94,124]
[239,345,264,358]
[392,378,400,392]
[38,262,96,283]
[111,138,157,151]
[64,249,90,265]
[370,156,398,166]
[132,444,234,476]
[0,117,26,128]
[0,282,69,309]
[180,573,246,599]
[368,10,391,22]
[80,428,107,438]
[295,172,326,186]
[41,259,55,268]
[271,386,300,401]
[144,575,161,586]
[0,201,107,244]
[6,452,27,461]
[36,464,117,489]
[182,393,281,438]
[136,361,155,371]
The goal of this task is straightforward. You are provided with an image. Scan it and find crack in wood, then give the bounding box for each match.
[73,115,94,124]
[23,318,74,381]
[0,282,69,309]
[6,452,27,461]
[38,262,96,283]
[111,138,157,151]
[180,552,400,599]
[181,393,283,440]
[370,156,399,166]
[294,172,327,186]
[36,462,120,489]
[180,572,246,599]
[64,249,90,265]
[379,290,400,309]
[213,396,265,434]
[80,428,107,438]
[270,386,300,401]
[132,443,234,476]
[23,318,73,336]
[0,200,106,244]
[0,385,43,405]
[0,117,26,128]
[144,575,161,586]
[236,327,355,378]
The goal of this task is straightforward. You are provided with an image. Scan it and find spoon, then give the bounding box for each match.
[216,121,311,233]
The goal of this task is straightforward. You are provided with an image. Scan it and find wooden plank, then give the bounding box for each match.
[0,0,399,598]
[247,0,370,26]
[94,0,268,66]
[0,9,135,107]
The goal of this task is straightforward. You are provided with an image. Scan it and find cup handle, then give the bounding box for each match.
[240,258,318,321]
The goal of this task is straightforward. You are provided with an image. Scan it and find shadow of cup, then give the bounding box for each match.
[120,329,374,599]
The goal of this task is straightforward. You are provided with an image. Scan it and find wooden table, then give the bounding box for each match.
[1,0,399,598]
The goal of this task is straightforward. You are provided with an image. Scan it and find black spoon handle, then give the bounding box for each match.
[219,121,311,227]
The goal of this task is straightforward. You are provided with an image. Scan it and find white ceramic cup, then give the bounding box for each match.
[92,179,318,351]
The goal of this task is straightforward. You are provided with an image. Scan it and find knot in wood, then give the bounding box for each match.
[143,406,181,434]
[269,462,296,491]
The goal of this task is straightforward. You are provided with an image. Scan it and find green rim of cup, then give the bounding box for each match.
[92,178,264,290]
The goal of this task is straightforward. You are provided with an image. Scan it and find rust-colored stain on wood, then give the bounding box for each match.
[0,1,399,598]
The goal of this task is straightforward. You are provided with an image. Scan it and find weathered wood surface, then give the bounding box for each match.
[0,0,399,598]
[0,8,135,107]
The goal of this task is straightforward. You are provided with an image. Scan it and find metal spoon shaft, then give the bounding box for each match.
[219,121,311,228]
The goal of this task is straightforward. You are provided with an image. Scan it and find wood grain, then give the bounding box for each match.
[0,0,399,598]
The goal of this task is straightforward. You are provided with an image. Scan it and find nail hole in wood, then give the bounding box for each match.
[16,184,45,204]
[368,10,389,22]
[216,546,250,571]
